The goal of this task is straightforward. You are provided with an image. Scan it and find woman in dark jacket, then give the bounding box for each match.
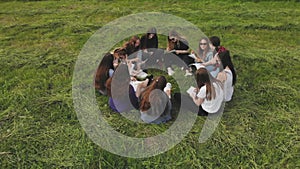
[140,27,164,68]
[164,30,194,76]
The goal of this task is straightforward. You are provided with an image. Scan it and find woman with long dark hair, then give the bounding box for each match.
[94,53,115,95]
[139,76,172,124]
[209,36,227,57]
[123,36,149,76]
[192,68,224,115]
[216,50,236,102]
[174,68,224,116]
[123,35,141,57]
[105,63,139,113]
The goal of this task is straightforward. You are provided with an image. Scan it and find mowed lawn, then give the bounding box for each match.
[0,0,299,168]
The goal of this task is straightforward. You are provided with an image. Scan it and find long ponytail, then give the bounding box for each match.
[218,50,236,86]
[139,76,167,111]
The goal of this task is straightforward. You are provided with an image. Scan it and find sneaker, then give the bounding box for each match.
[167,67,175,76]
[184,71,193,76]
[164,83,172,99]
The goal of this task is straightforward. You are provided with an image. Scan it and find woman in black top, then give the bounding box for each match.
[209,36,227,57]
[140,27,164,68]
[140,27,158,50]
[164,30,194,76]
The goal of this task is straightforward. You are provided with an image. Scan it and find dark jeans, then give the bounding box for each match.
[163,52,194,70]
[142,48,164,68]
[179,54,194,69]
[174,93,208,116]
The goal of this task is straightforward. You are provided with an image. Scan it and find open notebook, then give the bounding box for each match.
[186,86,197,97]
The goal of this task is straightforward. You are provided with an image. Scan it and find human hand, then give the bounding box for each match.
[195,57,203,63]
[164,83,172,99]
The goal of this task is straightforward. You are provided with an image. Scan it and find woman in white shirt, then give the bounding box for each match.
[190,68,224,116]
[216,50,237,102]
[174,67,224,116]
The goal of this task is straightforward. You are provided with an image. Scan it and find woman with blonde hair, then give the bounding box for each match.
[194,37,220,77]
[164,30,193,76]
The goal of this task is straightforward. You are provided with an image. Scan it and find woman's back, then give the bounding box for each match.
[140,91,171,124]
[197,82,224,113]
[139,76,172,124]
[217,50,236,102]
[221,69,234,102]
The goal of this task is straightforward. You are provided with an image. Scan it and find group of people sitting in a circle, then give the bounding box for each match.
[95,27,236,124]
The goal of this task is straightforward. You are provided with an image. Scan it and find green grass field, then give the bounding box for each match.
[0,0,299,168]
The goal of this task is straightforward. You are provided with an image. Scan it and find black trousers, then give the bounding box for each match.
[142,48,164,67]
[174,93,208,116]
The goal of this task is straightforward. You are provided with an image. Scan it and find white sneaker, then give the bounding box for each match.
[184,70,192,76]
[164,82,172,92]
[167,67,175,76]
[164,83,172,99]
